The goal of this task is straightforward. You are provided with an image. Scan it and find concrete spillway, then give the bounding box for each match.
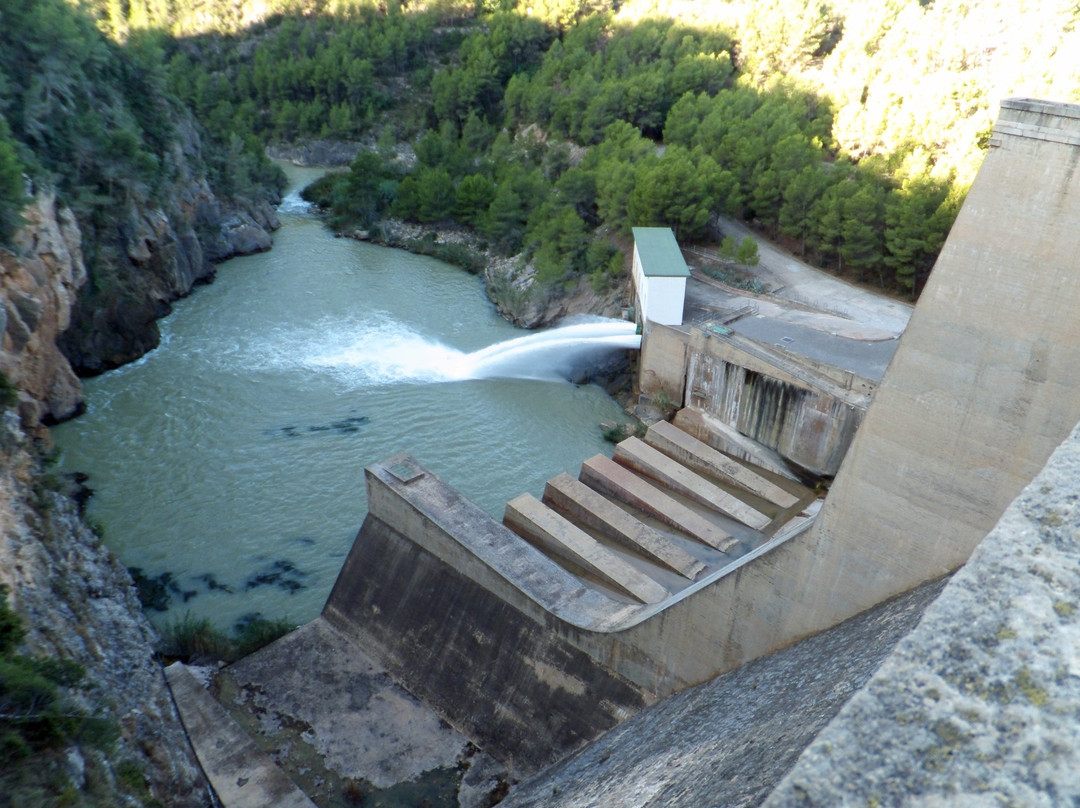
[322,419,816,770]
[314,97,1080,781]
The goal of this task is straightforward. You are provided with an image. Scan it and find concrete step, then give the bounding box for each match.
[614,437,772,530]
[543,472,706,580]
[504,494,670,604]
[645,420,802,509]
[580,455,738,553]
[165,662,317,808]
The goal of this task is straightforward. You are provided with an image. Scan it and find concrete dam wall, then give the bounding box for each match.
[788,97,1080,635]
[642,319,872,477]
[314,97,1080,779]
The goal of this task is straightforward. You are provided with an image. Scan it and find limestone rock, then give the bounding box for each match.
[483,256,624,330]
[0,192,87,428]
[58,176,280,375]
[0,410,210,805]
[268,139,364,167]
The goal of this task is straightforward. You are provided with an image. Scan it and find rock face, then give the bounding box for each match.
[0,192,87,428]
[57,121,281,376]
[483,255,626,330]
[268,140,363,167]
[369,218,627,330]
[0,410,210,805]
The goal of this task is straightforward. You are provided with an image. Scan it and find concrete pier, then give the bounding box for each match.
[614,437,772,529]
[645,420,800,509]
[542,472,705,580]
[504,493,671,603]
[580,454,738,552]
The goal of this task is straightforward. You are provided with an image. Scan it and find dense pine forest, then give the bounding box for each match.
[2,0,1078,312]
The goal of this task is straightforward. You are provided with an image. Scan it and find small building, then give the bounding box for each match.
[631,227,690,327]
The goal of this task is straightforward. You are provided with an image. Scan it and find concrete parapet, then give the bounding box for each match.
[614,436,771,529]
[762,419,1080,807]
[542,472,705,580]
[580,454,738,552]
[991,97,1080,147]
[504,493,670,604]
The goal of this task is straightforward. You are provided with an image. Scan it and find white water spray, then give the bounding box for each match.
[303,317,640,386]
[277,191,313,215]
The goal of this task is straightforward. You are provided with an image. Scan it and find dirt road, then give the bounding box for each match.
[715,216,913,338]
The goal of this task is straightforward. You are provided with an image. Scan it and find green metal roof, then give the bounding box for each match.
[632,227,690,277]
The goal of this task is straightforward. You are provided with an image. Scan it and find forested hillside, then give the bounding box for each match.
[81,0,1078,303]
[0,0,286,374]
[5,0,1074,312]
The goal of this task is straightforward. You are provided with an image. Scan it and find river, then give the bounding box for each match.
[53,164,633,631]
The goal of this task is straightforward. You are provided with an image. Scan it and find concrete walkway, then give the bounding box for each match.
[165,662,316,808]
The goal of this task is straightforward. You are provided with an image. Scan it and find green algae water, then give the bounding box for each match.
[52,164,630,630]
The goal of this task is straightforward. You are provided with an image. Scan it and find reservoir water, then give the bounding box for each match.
[53,164,633,631]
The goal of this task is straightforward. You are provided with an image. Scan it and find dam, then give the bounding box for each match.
[167,97,1080,805]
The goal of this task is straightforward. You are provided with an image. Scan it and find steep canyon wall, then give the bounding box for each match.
[0,123,278,802]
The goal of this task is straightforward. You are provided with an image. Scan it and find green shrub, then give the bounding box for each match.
[0,587,26,656]
[601,424,624,443]
[233,616,294,658]
[403,237,486,274]
[0,372,16,410]
[0,586,114,766]
[159,613,232,661]
[159,611,295,662]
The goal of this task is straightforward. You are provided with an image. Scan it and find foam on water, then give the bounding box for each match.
[278,191,313,215]
[300,317,640,386]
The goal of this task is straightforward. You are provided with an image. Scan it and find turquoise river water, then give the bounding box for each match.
[53,164,632,630]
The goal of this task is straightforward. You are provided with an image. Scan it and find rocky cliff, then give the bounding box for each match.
[0,409,211,805]
[0,192,87,429]
[57,124,281,376]
[0,124,279,802]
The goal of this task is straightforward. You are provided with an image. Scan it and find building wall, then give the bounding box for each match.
[631,243,647,323]
[631,242,687,326]
[644,276,687,326]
